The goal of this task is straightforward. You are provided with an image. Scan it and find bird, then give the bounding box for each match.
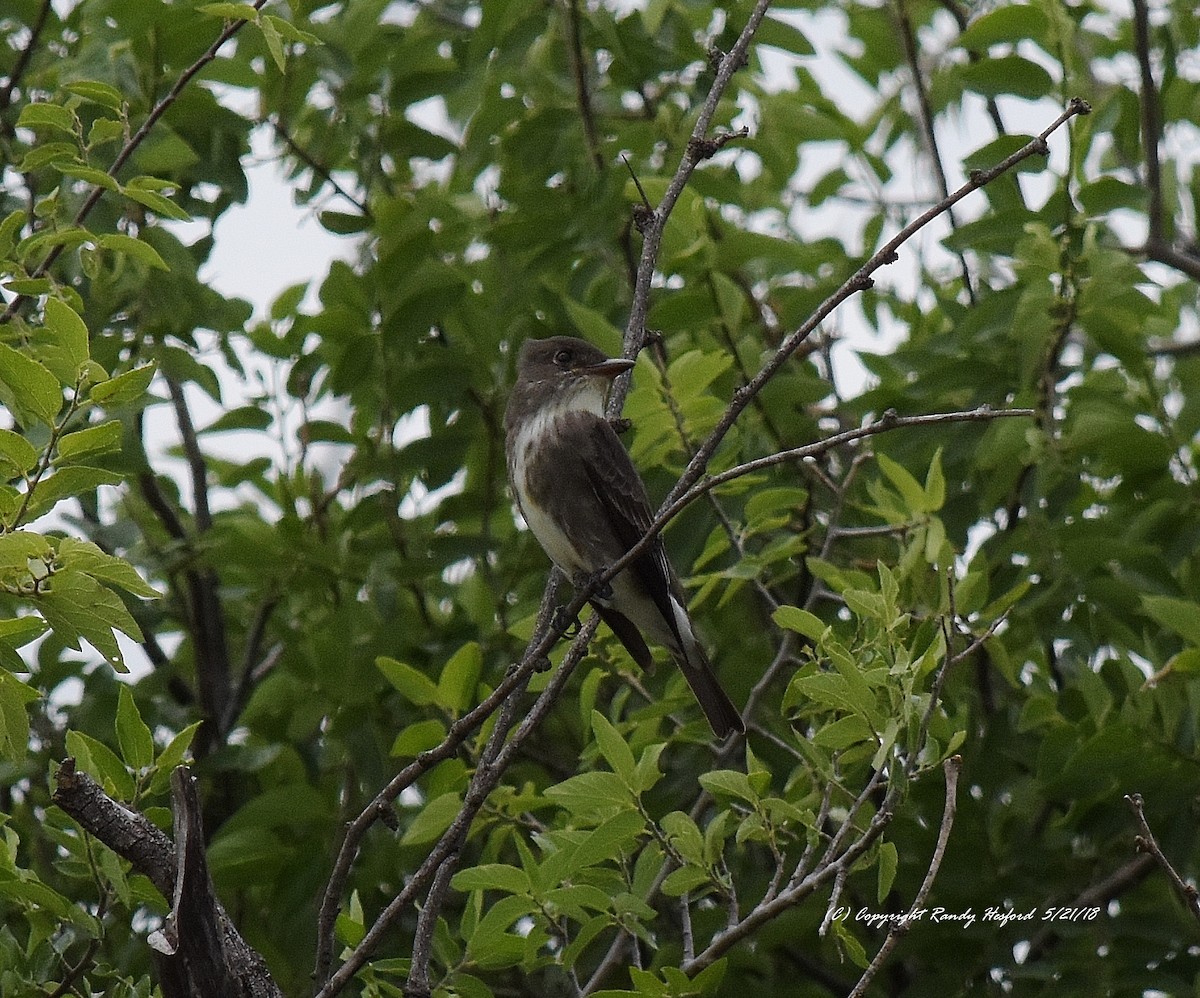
[504,335,745,738]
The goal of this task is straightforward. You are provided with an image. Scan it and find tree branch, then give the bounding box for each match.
[893,0,975,303]
[0,0,52,117]
[1124,792,1200,923]
[52,760,283,998]
[1131,0,1164,244]
[847,755,962,998]
[565,0,604,172]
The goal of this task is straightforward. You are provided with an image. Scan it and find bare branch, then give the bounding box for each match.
[848,755,962,998]
[1132,0,1164,243]
[316,618,599,998]
[1124,792,1200,923]
[53,761,283,998]
[892,0,975,303]
[312,575,565,985]
[0,0,52,117]
[615,0,776,392]
[566,0,604,172]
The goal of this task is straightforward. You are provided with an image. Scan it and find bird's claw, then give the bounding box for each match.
[572,569,613,601]
[553,606,582,637]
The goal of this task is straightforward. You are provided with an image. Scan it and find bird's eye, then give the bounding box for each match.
[553,349,572,366]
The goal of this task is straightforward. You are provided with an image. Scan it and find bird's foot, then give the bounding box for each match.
[572,569,613,601]
[552,605,582,637]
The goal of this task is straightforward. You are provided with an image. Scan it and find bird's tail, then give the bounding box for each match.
[674,643,745,739]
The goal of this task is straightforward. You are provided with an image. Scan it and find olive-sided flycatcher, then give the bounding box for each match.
[504,335,744,738]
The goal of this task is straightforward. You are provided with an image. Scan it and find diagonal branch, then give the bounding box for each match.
[847,755,962,998]
[614,0,775,391]
[0,0,53,118]
[1124,792,1200,924]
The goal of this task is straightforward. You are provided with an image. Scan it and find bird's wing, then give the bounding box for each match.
[579,417,685,646]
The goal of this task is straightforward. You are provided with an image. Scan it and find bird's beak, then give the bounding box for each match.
[581,357,636,380]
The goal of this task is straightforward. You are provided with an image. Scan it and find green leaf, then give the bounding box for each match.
[960,55,1055,100]
[877,840,898,903]
[65,80,126,110]
[401,791,462,845]
[66,729,136,800]
[20,467,123,522]
[772,605,826,641]
[465,893,535,968]
[149,722,203,794]
[17,103,76,134]
[813,713,875,750]
[661,865,712,897]
[545,771,635,817]
[957,4,1050,48]
[89,364,156,406]
[635,742,665,795]
[262,13,320,44]
[390,718,446,757]
[660,811,705,864]
[591,710,637,788]
[697,769,758,803]
[1143,595,1200,648]
[38,569,143,672]
[450,864,531,895]
[876,452,929,513]
[437,641,482,715]
[0,429,38,477]
[200,405,272,433]
[55,162,119,191]
[56,538,160,599]
[57,420,123,462]
[924,448,945,511]
[568,809,646,873]
[789,671,877,722]
[198,2,259,19]
[259,15,287,71]
[0,669,40,763]
[0,342,63,427]
[116,686,154,771]
[755,12,816,55]
[43,298,90,372]
[561,298,623,354]
[121,181,192,221]
[667,349,732,400]
[18,142,78,173]
[377,656,439,706]
[96,233,169,270]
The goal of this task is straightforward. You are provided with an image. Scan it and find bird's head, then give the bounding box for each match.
[506,336,635,426]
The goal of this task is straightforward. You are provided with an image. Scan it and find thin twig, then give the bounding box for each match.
[1124,793,1200,923]
[566,0,604,171]
[1131,0,1163,243]
[893,0,975,303]
[0,0,52,116]
[316,618,598,998]
[267,117,373,218]
[614,0,776,394]
[847,755,962,998]
[312,574,564,985]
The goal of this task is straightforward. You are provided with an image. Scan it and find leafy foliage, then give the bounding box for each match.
[1,0,1199,996]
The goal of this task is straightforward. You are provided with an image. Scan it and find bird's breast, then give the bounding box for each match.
[507,406,592,575]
